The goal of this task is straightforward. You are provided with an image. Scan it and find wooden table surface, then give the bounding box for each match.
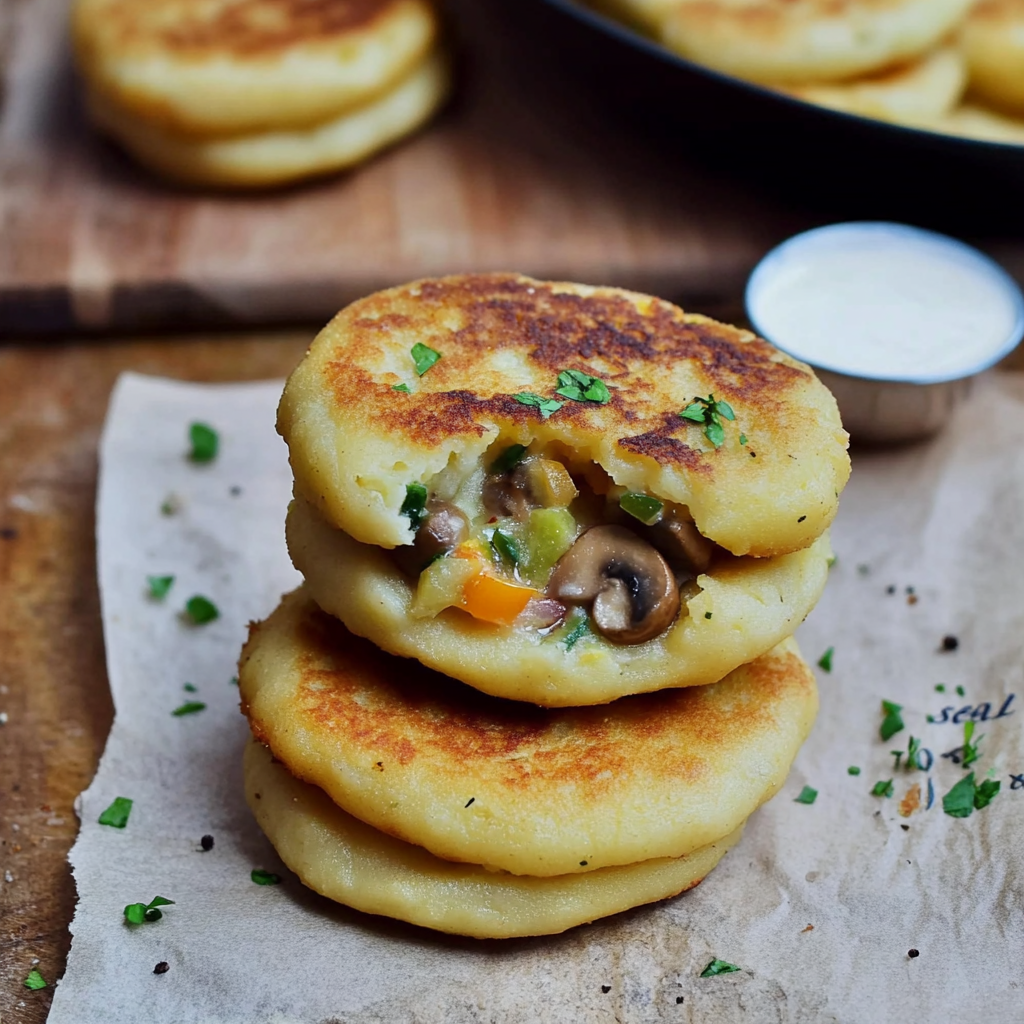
[0,333,313,1024]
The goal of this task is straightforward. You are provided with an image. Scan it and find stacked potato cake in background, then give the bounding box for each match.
[239,274,850,938]
[590,0,1024,144]
[71,0,449,187]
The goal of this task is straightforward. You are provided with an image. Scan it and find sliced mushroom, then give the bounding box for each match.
[547,525,680,645]
[394,499,469,576]
[483,456,578,520]
[649,509,716,576]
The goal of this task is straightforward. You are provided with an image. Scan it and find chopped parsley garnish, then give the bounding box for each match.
[513,393,563,419]
[251,869,281,886]
[817,647,834,673]
[562,613,591,651]
[961,720,982,768]
[490,444,528,474]
[739,433,748,445]
[848,766,861,776]
[98,796,133,829]
[679,394,736,449]
[554,369,611,404]
[160,495,179,516]
[229,675,239,686]
[391,383,411,393]
[491,528,520,566]
[619,492,664,525]
[700,959,741,978]
[872,779,894,798]
[794,786,818,805]
[147,575,175,600]
[400,482,428,530]
[183,683,197,693]
[172,701,206,717]
[880,700,904,742]
[410,343,441,376]
[184,595,219,625]
[23,970,46,991]
[943,772,1000,818]
[956,685,966,697]
[827,555,837,568]
[892,735,922,770]
[124,896,174,924]
[935,684,946,693]
[188,422,218,463]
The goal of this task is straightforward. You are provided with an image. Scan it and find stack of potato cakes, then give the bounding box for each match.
[239,274,850,938]
[72,0,449,188]
[591,0,1024,143]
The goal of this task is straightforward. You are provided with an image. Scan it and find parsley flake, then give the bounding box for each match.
[491,528,520,566]
[739,433,748,445]
[619,492,664,525]
[411,343,441,376]
[961,720,982,768]
[817,646,834,673]
[23,970,46,991]
[872,779,894,798]
[700,959,741,977]
[848,766,861,776]
[172,701,206,717]
[679,394,736,449]
[794,786,818,805]
[562,613,591,651]
[400,482,428,530]
[880,700,904,742]
[490,444,527,474]
[956,685,966,697]
[184,595,219,625]
[124,895,174,924]
[188,422,218,463]
[251,869,282,886]
[391,383,411,394]
[98,796,133,829]
[943,774,979,818]
[147,575,175,600]
[183,683,197,693]
[513,393,563,419]
[975,778,1001,810]
[554,369,611,404]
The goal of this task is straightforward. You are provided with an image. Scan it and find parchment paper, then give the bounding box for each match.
[48,371,1024,1024]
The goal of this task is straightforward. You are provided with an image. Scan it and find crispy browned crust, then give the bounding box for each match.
[85,0,402,57]
[322,275,807,454]
[238,588,818,872]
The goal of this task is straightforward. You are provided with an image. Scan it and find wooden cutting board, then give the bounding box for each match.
[0,0,819,336]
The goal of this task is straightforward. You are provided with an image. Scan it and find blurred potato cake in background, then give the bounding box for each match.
[72,0,449,187]
[586,0,1024,144]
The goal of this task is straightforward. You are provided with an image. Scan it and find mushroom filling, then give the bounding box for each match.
[395,443,725,644]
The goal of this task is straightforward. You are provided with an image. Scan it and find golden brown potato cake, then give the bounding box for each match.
[657,0,975,84]
[277,274,850,560]
[962,0,1024,116]
[73,0,438,136]
[83,52,448,188]
[245,738,743,938]
[239,588,818,877]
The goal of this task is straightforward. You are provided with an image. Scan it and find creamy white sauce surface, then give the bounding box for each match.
[747,224,1024,382]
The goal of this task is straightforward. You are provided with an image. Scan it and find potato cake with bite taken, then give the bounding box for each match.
[277,274,848,703]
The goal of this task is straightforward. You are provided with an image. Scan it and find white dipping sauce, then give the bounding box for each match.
[746,223,1024,383]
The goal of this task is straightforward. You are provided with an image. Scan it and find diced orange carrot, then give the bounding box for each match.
[461,573,539,626]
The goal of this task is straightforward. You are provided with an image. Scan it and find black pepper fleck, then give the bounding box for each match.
[580,860,588,866]
[941,635,959,652]
[908,949,919,959]
[601,985,611,994]
[906,586,915,595]
[229,486,243,497]
[200,834,214,851]
[676,996,684,1004]
[465,797,475,808]
[154,962,170,975]
[797,515,807,523]
[901,824,910,832]
[886,585,896,595]
[0,527,16,540]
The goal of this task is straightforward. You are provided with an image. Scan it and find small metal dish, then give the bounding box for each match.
[745,222,1024,443]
